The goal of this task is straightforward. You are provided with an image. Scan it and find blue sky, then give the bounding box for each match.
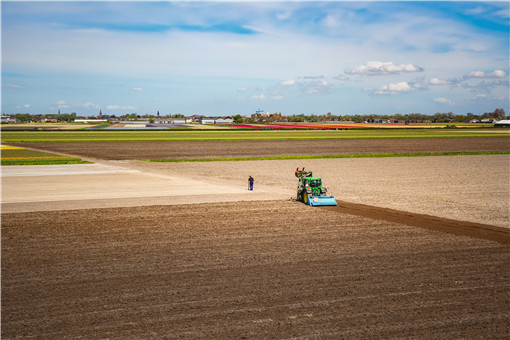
[1,1,509,116]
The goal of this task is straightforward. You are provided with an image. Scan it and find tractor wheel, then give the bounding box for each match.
[297,192,301,202]
[303,193,308,205]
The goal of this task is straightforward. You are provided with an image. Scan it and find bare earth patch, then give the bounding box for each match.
[2,201,509,339]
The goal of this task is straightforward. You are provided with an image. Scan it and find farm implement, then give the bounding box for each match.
[295,168,337,206]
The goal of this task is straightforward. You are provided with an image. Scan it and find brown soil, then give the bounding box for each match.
[2,201,509,339]
[326,201,510,244]
[3,137,509,339]
[12,137,510,160]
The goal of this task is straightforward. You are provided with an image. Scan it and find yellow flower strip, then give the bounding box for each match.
[1,146,24,150]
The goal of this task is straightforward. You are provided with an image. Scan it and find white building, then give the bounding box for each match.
[1,115,18,123]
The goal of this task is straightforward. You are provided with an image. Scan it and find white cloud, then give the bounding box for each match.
[237,87,248,92]
[272,95,284,100]
[24,104,30,108]
[132,87,142,92]
[375,81,423,95]
[276,11,291,20]
[429,77,448,85]
[433,97,453,104]
[280,79,295,86]
[465,69,506,79]
[323,14,339,28]
[345,61,424,76]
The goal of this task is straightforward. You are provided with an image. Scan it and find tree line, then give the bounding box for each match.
[4,108,507,124]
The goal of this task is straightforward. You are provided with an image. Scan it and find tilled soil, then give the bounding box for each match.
[2,201,509,339]
[11,137,510,160]
[125,154,510,228]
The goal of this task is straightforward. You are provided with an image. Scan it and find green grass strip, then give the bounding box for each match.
[1,159,92,166]
[144,151,510,163]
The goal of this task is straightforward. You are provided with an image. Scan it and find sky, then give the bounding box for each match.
[1,1,509,117]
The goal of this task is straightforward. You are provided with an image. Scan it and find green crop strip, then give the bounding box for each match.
[1,147,91,165]
[1,159,91,166]
[144,151,510,163]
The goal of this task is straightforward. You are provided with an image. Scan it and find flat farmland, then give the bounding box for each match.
[2,132,510,339]
[2,201,509,339]
[6,136,510,160]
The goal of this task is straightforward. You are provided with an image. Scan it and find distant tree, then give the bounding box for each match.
[233,114,243,124]
[493,108,506,120]
[289,114,305,122]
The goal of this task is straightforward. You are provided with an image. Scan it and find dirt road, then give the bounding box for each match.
[2,201,509,339]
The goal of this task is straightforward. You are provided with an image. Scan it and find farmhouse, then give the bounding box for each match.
[494,120,510,127]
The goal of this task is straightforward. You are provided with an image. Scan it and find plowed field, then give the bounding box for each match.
[2,136,510,339]
[2,201,509,339]
[11,136,510,160]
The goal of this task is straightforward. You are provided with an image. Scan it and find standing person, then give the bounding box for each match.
[248,176,254,191]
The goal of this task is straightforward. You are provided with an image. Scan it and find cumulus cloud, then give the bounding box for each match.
[345,61,424,76]
[429,77,448,85]
[465,69,506,79]
[374,81,422,95]
[132,87,142,92]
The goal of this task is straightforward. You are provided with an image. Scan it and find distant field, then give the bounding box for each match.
[1,128,508,143]
[0,145,89,165]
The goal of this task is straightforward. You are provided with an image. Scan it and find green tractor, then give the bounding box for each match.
[295,168,337,206]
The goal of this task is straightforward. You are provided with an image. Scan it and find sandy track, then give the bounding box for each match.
[2,201,509,339]
[1,163,290,212]
[10,137,510,160]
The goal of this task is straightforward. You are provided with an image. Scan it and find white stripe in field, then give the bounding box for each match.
[1,163,140,177]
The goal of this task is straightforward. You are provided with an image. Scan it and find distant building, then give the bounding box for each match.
[1,115,18,123]
[74,119,108,123]
[494,120,510,127]
[215,117,233,124]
